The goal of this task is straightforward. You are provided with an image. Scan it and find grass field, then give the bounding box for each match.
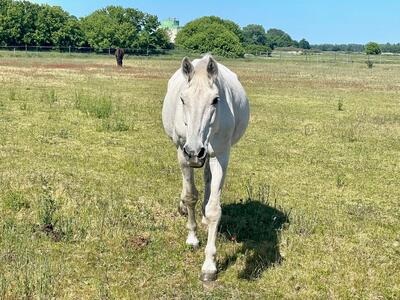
[0,52,399,299]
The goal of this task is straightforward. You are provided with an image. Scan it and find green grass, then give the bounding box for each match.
[0,53,399,299]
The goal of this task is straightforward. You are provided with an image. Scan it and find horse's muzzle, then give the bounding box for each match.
[182,144,207,168]
[188,156,206,168]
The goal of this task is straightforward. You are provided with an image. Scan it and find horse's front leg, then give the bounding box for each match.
[177,147,199,248]
[200,150,229,281]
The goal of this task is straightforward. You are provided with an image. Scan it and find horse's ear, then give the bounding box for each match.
[207,56,218,81]
[181,57,194,82]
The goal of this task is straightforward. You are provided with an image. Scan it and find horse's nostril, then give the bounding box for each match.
[198,147,206,158]
[183,146,191,158]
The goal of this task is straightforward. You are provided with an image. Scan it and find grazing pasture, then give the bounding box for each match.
[0,52,399,299]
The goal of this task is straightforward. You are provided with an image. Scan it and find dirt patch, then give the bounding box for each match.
[125,234,151,250]
[40,224,62,242]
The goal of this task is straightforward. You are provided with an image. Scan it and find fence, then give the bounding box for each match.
[1,45,400,65]
[0,45,178,56]
[267,50,400,65]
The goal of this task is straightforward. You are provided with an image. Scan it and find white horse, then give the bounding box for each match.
[162,55,249,281]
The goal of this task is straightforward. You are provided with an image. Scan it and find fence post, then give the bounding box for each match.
[69,46,71,55]
[14,48,16,55]
[25,44,27,53]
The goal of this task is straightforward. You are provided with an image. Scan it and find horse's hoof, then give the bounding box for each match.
[178,204,188,216]
[201,216,208,226]
[190,243,200,251]
[200,272,217,282]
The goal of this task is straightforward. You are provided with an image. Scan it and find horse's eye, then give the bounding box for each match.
[212,97,219,105]
[180,97,185,104]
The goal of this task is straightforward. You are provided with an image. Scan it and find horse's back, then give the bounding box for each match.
[215,62,249,145]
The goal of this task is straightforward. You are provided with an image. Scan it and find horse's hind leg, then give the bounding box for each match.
[177,147,199,248]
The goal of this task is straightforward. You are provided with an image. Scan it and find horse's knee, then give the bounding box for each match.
[204,201,221,223]
[181,189,199,205]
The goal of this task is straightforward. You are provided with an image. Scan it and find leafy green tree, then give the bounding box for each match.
[53,17,85,47]
[81,6,143,49]
[0,0,84,46]
[0,0,11,45]
[298,38,311,49]
[175,16,244,58]
[242,24,267,46]
[34,5,70,46]
[0,0,39,45]
[133,14,170,51]
[265,28,296,48]
[365,42,381,55]
[81,6,168,51]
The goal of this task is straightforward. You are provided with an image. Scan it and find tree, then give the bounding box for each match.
[242,24,267,46]
[298,38,310,49]
[133,14,170,52]
[0,0,84,46]
[81,6,167,51]
[365,42,381,55]
[53,16,85,47]
[265,28,296,48]
[175,16,244,58]
[0,0,39,45]
[34,5,72,46]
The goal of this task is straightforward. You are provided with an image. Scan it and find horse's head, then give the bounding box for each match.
[179,56,219,168]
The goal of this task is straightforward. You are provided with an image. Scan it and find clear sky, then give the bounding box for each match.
[29,0,400,44]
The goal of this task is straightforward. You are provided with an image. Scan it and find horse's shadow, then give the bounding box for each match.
[218,199,289,280]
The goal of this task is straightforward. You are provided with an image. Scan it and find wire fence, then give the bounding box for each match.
[0,45,177,56]
[266,51,400,65]
[1,45,400,65]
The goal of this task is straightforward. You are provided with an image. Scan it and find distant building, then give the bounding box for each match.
[160,18,181,43]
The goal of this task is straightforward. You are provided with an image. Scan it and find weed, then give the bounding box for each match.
[100,113,130,132]
[47,89,58,103]
[338,98,344,111]
[8,89,17,101]
[58,128,70,139]
[75,91,113,119]
[38,180,58,230]
[336,173,346,188]
[366,60,374,68]
[4,191,30,212]
[19,102,28,110]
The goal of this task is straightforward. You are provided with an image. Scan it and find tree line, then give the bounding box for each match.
[311,43,400,53]
[174,16,311,58]
[0,0,309,56]
[1,0,398,57]
[0,0,170,51]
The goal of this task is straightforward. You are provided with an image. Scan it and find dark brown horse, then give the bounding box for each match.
[115,48,125,67]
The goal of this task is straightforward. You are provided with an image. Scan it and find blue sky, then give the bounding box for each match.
[29,0,400,44]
